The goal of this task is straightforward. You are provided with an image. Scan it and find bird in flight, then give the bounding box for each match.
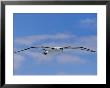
[14,46,96,55]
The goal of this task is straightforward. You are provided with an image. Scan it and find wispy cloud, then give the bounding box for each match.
[14,51,86,70]
[15,33,75,46]
[75,35,97,50]
[14,33,96,50]
[56,54,86,64]
[80,18,96,25]
[79,18,97,28]
[25,51,54,63]
[14,33,97,70]
[14,54,25,70]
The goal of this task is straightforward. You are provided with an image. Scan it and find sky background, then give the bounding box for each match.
[13,13,97,75]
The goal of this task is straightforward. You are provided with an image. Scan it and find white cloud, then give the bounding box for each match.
[80,18,96,25]
[56,54,86,64]
[14,50,86,71]
[15,33,74,46]
[39,35,97,53]
[75,35,97,50]
[14,33,97,70]
[25,51,53,63]
[14,54,25,70]
[14,33,96,50]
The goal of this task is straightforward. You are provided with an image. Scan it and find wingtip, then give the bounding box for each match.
[80,46,84,48]
[91,51,96,52]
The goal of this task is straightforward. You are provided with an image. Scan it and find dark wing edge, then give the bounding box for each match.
[14,46,52,54]
[41,46,51,48]
[63,46,96,52]
[14,46,40,54]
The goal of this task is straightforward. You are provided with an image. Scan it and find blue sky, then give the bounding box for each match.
[13,13,97,75]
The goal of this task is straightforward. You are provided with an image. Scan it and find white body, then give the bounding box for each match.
[43,47,63,55]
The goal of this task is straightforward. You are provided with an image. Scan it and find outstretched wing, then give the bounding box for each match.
[63,46,96,52]
[14,46,51,54]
